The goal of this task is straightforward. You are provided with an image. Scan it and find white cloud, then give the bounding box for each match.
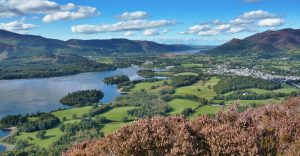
[181,10,284,36]
[228,27,245,33]
[71,20,177,34]
[143,29,159,36]
[118,11,149,20]
[0,0,98,22]
[239,10,274,20]
[42,6,98,22]
[124,31,135,36]
[257,18,284,27]
[0,19,36,33]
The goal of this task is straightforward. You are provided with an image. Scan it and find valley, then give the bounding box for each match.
[0,28,300,155]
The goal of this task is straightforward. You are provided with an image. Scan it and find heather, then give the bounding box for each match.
[64,97,300,156]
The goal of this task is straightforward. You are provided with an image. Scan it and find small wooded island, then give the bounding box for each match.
[103,75,130,85]
[59,90,104,107]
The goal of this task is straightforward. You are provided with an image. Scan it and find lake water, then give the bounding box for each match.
[0,67,143,118]
[0,129,10,152]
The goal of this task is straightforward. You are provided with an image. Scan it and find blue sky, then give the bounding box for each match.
[0,0,299,45]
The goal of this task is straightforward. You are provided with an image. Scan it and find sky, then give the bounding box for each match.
[0,0,299,45]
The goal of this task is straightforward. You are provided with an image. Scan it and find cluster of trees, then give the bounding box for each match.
[137,70,155,78]
[89,105,112,117]
[214,90,300,100]
[59,90,104,107]
[103,75,130,85]
[171,75,199,87]
[64,97,300,156]
[19,113,60,132]
[114,91,171,118]
[214,76,282,94]
[0,54,116,80]
[0,115,27,127]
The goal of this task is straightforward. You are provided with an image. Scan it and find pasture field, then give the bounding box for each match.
[16,127,63,149]
[52,106,92,120]
[99,106,137,122]
[168,99,201,115]
[175,76,220,100]
[189,105,222,119]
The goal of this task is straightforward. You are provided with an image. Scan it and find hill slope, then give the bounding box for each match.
[64,97,300,156]
[0,29,193,58]
[206,28,300,56]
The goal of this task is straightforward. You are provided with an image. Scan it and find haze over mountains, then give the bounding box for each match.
[0,29,194,59]
[206,28,300,56]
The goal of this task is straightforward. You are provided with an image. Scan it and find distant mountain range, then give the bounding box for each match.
[0,29,194,59]
[206,28,300,56]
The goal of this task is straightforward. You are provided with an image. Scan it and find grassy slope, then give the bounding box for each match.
[168,99,201,115]
[175,76,220,100]
[223,84,298,96]
[130,80,171,93]
[99,106,137,122]
[189,105,222,119]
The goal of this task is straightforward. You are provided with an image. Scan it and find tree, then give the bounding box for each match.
[36,130,46,139]
[122,117,129,122]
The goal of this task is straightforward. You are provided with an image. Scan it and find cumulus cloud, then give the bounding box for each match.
[124,31,135,36]
[238,10,274,20]
[71,20,177,34]
[0,0,98,22]
[181,10,284,36]
[257,18,284,27]
[42,6,98,22]
[117,11,149,20]
[0,19,37,33]
[143,29,160,36]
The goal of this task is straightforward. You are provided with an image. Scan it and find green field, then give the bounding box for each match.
[101,122,132,136]
[168,99,201,115]
[225,99,282,106]
[182,63,204,68]
[223,84,298,96]
[130,80,171,93]
[99,106,137,122]
[189,105,222,119]
[16,127,63,149]
[174,72,198,76]
[175,76,220,100]
[52,106,92,120]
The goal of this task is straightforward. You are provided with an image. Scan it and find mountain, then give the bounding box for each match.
[206,28,300,56]
[0,29,194,58]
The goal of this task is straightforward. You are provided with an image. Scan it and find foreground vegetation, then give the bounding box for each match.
[65,97,300,156]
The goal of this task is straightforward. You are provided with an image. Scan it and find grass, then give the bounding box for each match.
[52,106,92,120]
[168,99,201,115]
[16,127,64,149]
[225,99,282,106]
[174,72,198,76]
[223,83,298,96]
[101,122,132,136]
[99,106,137,122]
[189,105,222,119]
[175,76,220,100]
[182,63,204,68]
[130,80,171,93]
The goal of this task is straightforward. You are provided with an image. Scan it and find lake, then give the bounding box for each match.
[0,67,143,118]
[0,129,10,152]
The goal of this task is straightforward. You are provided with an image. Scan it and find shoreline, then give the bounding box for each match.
[0,127,17,151]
